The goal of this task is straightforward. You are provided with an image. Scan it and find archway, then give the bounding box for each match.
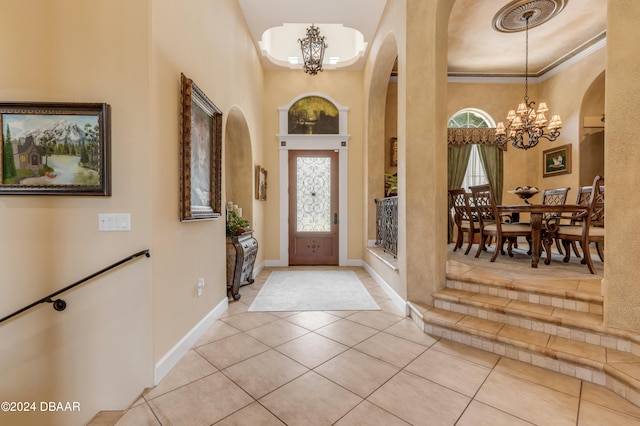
[579,72,605,186]
[224,107,253,223]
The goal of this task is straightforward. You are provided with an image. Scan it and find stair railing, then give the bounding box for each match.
[0,249,150,325]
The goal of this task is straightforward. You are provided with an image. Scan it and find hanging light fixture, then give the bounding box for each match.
[298,25,327,75]
[495,10,563,150]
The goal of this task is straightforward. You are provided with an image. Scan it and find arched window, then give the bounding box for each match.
[447,109,495,189]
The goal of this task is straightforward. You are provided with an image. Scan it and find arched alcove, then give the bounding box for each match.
[579,72,605,186]
[224,107,253,223]
[366,34,399,242]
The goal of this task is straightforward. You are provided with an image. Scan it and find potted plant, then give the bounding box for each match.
[384,173,398,196]
[226,210,250,235]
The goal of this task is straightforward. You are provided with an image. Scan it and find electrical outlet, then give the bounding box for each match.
[197,278,204,297]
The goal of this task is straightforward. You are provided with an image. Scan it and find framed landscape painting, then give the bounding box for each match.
[179,73,222,221]
[543,143,571,178]
[0,102,111,195]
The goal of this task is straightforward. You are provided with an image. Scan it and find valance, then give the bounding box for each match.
[447,128,506,151]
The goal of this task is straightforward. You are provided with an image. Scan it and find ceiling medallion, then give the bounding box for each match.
[492,0,568,33]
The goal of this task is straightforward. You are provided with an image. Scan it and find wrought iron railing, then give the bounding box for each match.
[0,249,150,324]
[375,196,398,257]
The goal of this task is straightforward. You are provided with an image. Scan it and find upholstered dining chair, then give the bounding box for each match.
[470,184,532,262]
[448,188,477,255]
[540,187,571,255]
[554,175,605,274]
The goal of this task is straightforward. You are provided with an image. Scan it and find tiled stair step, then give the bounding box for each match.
[433,287,640,351]
[446,273,603,314]
[409,303,640,407]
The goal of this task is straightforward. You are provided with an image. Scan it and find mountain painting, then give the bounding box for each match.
[0,102,111,195]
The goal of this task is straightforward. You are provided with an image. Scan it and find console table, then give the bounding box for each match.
[226,231,258,300]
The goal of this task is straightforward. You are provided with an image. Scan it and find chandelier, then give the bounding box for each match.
[298,25,327,75]
[495,11,562,150]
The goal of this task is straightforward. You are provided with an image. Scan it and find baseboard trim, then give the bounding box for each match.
[363,261,408,315]
[154,296,228,385]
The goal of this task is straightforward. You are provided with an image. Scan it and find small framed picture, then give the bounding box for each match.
[255,165,267,201]
[543,144,571,178]
[0,102,111,195]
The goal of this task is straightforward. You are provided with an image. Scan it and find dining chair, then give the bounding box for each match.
[540,187,571,255]
[448,188,477,255]
[555,175,605,274]
[567,185,594,259]
[469,184,532,262]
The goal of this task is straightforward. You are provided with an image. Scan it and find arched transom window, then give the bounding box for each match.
[448,109,495,189]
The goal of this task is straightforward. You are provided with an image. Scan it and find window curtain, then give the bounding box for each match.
[477,144,504,204]
[447,144,472,242]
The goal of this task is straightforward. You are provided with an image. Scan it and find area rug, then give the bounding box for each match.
[248,270,380,312]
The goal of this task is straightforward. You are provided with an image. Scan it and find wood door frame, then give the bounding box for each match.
[277,136,349,266]
[288,150,339,265]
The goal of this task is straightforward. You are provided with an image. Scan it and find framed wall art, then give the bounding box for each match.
[543,143,571,178]
[0,102,111,195]
[180,73,222,221]
[255,165,267,201]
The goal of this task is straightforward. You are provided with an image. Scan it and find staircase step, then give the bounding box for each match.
[433,288,638,350]
[409,303,640,408]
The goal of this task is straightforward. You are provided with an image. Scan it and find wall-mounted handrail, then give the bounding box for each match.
[0,249,150,325]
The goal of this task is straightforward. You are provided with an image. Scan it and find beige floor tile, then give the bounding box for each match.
[315,318,379,346]
[346,310,403,330]
[459,315,504,335]
[87,411,124,426]
[548,335,606,363]
[196,333,270,370]
[220,311,280,331]
[368,370,471,425]
[470,292,511,307]
[284,310,342,330]
[405,347,492,397]
[244,318,310,347]
[259,371,362,425]
[275,331,348,368]
[498,324,550,347]
[432,339,501,368]
[609,362,640,383]
[581,382,640,419]
[145,349,218,400]
[193,320,242,347]
[114,403,159,426]
[507,299,555,315]
[213,402,285,425]
[353,331,428,368]
[222,349,308,399]
[148,373,253,426]
[334,401,410,425]
[606,348,639,364]
[315,349,399,398]
[475,371,579,425]
[385,318,439,347]
[456,400,533,426]
[377,299,407,316]
[220,300,251,317]
[494,357,580,396]
[578,400,640,425]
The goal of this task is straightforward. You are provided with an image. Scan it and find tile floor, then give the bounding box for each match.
[96,267,640,426]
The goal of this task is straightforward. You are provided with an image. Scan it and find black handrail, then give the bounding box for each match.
[0,249,151,325]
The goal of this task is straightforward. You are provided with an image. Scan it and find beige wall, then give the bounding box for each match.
[261,70,365,263]
[0,0,264,424]
[0,1,153,425]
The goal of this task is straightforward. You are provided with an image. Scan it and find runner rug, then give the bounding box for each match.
[248,270,380,312]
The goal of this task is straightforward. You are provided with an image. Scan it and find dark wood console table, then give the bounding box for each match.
[226,231,258,301]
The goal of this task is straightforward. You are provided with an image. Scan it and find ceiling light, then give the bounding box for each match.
[494,4,564,150]
[298,25,327,75]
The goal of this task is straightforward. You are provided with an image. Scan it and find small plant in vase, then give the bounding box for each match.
[226,210,250,235]
[384,173,398,196]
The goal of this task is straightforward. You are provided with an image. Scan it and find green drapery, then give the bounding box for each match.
[447,144,472,242]
[477,144,504,204]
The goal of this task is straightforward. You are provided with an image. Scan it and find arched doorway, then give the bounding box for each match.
[224,107,253,224]
[579,72,605,186]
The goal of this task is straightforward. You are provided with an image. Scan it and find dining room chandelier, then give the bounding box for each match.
[298,25,327,76]
[495,11,562,150]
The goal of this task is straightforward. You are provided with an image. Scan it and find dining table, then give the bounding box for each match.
[497,204,589,268]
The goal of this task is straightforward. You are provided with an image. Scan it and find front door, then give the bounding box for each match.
[288,150,339,265]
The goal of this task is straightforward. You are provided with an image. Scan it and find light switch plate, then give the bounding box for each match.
[99,213,131,231]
